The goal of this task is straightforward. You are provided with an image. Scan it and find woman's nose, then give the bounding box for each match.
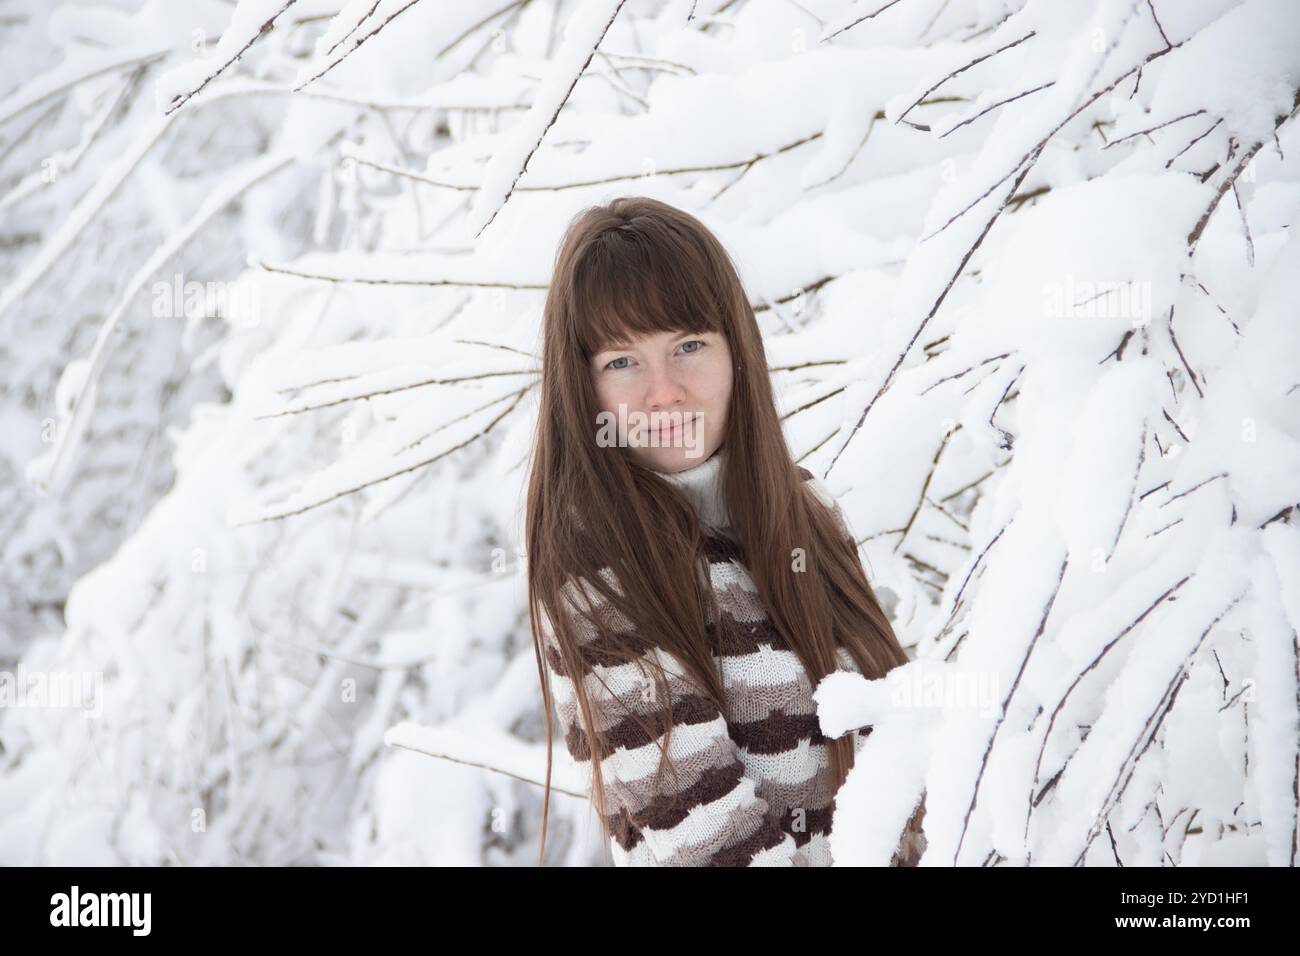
[644,363,686,409]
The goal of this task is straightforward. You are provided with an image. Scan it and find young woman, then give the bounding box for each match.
[525,196,925,867]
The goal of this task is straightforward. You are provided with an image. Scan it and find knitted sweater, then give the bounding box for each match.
[542,448,879,866]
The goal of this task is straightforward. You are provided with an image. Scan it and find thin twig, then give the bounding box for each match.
[895,30,1037,127]
[166,1,299,114]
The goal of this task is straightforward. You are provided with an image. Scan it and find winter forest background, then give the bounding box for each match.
[0,0,1297,867]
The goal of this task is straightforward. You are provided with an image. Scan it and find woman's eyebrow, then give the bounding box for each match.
[596,332,702,355]
[591,344,630,363]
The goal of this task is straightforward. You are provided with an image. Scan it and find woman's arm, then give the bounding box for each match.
[542,584,806,866]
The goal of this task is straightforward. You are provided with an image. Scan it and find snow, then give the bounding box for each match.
[0,0,1296,867]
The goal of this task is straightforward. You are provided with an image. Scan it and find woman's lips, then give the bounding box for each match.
[653,419,690,442]
[641,414,699,444]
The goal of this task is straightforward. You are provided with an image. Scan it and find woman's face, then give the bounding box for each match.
[589,329,733,473]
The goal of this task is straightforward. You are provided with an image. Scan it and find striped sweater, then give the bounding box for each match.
[542,450,918,866]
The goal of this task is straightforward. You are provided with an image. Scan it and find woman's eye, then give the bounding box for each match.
[603,340,704,370]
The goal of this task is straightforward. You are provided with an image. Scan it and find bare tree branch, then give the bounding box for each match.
[1102,108,1206,149]
[819,0,909,45]
[343,131,822,192]
[938,81,1055,139]
[895,30,1037,127]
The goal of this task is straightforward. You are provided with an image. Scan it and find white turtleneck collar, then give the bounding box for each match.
[653,446,732,533]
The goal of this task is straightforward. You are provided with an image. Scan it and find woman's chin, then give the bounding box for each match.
[631,442,711,472]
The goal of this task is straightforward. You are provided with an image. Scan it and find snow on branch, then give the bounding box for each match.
[0,48,169,127]
[343,130,823,193]
[30,148,301,497]
[227,383,531,525]
[1186,87,1300,254]
[157,0,300,115]
[465,0,628,239]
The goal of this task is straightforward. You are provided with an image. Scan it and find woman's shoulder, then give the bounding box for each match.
[795,465,833,504]
[795,466,857,547]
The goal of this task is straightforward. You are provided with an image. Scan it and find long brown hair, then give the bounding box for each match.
[526,196,910,865]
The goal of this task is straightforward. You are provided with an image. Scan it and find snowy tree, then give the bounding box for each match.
[0,0,1296,867]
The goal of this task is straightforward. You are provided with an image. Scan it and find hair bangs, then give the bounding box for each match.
[572,229,724,359]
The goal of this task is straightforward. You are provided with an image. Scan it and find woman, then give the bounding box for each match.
[525,196,925,866]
